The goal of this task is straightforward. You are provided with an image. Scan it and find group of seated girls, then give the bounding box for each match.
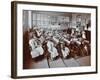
[28,27,90,60]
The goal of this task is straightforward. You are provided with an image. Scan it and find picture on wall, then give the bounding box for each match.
[11,1,98,78]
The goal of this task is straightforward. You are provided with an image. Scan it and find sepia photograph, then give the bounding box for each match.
[11,1,97,78]
[23,10,91,69]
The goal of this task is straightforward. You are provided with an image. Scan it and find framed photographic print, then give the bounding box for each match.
[11,1,98,78]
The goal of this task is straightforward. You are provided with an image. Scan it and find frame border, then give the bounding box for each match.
[11,1,98,78]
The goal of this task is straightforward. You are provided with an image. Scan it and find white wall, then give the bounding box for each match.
[23,10,29,31]
[0,0,100,80]
[24,11,89,31]
[23,10,32,32]
[24,11,71,30]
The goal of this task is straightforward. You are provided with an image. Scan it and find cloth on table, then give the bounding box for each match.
[31,46,44,58]
[61,47,70,58]
[29,38,37,50]
[29,38,44,58]
[47,41,59,59]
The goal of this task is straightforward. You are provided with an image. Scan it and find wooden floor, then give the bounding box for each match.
[23,56,91,69]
